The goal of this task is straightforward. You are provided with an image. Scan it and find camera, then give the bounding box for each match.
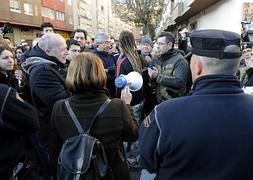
[0,23,12,35]
[241,21,253,42]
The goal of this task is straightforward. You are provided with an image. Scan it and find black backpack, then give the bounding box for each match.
[57,98,111,180]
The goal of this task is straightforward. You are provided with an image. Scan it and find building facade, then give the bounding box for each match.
[0,0,74,44]
[156,0,253,37]
[72,0,134,39]
[0,0,136,44]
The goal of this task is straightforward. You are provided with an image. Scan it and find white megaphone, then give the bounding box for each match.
[115,71,143,91]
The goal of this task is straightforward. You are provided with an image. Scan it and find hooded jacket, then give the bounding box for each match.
[22,45,69,145]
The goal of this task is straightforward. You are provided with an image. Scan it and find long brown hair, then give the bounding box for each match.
[119,31,142,73]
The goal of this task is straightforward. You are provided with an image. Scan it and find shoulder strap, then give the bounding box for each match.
[64,98,111,134]
[87,98,111,134]
[0,87,12,128]
[64,99,84,134]
[116,56,127,78]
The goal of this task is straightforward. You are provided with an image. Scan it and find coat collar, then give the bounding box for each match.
[189,74,243,95]
[70,88,109,102]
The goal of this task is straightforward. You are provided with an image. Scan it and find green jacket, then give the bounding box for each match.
[154,49,190,103]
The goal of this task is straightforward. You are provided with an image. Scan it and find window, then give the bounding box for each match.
[34,5,39,16]
[10,0,21,12]
[24,3,33,16]
[42,7,55,19]
[55,11,65,21]
[190,21,197,31]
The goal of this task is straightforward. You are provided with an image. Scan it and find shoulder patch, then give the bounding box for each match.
[143,116,151,128]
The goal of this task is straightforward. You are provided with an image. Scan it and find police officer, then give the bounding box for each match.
[139,29,253,179]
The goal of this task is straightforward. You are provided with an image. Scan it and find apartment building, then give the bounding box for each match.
[0,0,135,44]
[73,0,134,39]
[156,0,253,37]
[0,0,42,44]
[0,0,74,44]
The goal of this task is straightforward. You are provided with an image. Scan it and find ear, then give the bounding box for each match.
[168,42,173,49]
[44,49,51,56]
[196,60,203,76]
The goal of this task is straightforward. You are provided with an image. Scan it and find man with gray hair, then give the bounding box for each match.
[139,29,253,179]
[93,32,116,97]
[22,33,69,146]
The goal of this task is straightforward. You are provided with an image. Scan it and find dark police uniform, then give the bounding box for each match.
[139,30,253,180]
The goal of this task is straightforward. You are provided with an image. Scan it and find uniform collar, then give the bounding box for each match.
[190,74,243,95]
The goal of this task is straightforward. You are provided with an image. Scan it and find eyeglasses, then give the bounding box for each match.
[156,42,168,46]
[70,49,81,53]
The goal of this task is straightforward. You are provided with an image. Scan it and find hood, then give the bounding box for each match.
[21,57,56,74]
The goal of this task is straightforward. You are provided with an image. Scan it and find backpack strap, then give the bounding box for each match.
[64,98,111,134]
[0,87,12,128]
[87,99,111,134]
[64,99,85,134]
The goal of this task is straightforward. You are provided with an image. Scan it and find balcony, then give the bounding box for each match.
[166,1,183,27]
[171,1,184,21]
[175,0,221,23]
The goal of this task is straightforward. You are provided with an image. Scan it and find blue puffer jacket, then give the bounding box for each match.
[139,75,253,180]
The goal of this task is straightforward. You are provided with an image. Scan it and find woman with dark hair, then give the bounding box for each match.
[0,46,23,89]
[49,52,138,179]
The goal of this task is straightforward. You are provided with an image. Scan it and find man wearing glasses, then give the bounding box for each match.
[93,32,117,97]
[148,32,190,104]
[66,39,81,65]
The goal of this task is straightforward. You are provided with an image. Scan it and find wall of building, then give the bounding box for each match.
[188,0,253,34]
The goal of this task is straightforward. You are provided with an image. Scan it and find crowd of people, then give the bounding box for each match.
[1,21,253,180]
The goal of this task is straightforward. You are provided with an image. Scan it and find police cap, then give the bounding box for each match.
[190,29,241,59]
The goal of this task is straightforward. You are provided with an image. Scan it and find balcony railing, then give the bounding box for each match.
[171,1,184,21]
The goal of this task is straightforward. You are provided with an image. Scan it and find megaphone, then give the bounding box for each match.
[115,71,143,91]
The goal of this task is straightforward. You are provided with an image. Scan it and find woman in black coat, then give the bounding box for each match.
[49,52,138,179]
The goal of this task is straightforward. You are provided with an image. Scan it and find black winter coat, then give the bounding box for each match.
[22,45,69,145]
[49,89,138,180]
[92,49,117,97]
[0,84,39,178]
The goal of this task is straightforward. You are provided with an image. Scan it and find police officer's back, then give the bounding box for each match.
[139,29,253,179]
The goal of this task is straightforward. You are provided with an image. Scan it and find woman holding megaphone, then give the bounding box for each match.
[116,31,148,124]
[116,31,149,170]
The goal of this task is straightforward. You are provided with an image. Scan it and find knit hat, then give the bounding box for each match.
[141,35,153,46]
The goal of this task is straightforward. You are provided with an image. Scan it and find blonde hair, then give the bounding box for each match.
[66,52,107,92]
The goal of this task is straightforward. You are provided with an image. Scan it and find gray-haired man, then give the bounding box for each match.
[93,32,117,97]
